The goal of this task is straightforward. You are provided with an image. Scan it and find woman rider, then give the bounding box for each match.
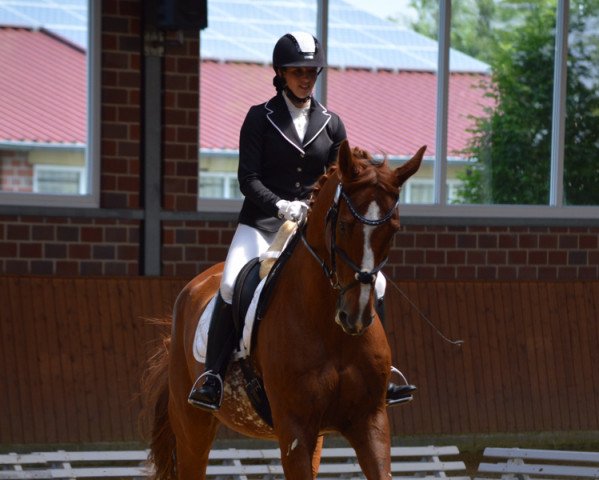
[188,31,416,411]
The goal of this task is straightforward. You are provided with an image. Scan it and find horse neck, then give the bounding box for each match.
[279,185,339,318]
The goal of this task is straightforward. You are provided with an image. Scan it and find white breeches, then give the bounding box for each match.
[219,224,387,304]
[220,224,277,304]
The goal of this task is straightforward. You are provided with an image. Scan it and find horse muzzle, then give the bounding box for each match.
[335,307,373,336]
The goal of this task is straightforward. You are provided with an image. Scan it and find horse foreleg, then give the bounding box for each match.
[275,419,321,480]
[311,435,324,478]
[343,409,391,480]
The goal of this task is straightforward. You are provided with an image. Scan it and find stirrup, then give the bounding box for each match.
[386,366,416,407]
[187,370,224,411]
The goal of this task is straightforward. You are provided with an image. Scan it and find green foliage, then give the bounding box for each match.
[416,0,599,205]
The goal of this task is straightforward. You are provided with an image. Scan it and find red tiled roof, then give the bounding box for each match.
[0,27,86,145]
[1,27,490,157]
[201,62,491,157]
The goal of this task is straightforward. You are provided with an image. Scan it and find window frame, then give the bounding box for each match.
[0,0,100,208]
[198,0,598,221]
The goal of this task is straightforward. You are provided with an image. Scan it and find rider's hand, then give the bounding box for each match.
[276,200,308,223]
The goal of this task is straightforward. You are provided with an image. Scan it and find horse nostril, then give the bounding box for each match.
[338,310,348,324]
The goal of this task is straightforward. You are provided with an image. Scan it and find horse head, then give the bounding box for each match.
[305,140,426,335]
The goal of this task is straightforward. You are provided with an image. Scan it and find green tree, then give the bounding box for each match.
[457,0,599,204]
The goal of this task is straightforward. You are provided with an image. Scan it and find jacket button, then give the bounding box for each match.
[297,167,302,172]
[295,182,300,188]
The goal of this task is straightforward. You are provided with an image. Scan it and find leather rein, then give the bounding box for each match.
[300,183,399,296]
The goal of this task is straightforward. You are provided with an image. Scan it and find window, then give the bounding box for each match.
[0,0,99,207]
[34,165,87,195]
[196,0,598,218]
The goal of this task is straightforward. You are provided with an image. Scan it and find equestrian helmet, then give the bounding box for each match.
[272,31,326,70]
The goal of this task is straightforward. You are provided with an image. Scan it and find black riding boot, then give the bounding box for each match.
[188,292,236,411]
[376,297,418,407]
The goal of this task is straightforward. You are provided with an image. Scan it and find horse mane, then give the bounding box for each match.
[308,146,397,208]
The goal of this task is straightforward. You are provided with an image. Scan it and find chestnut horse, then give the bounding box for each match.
[142,140,425,479]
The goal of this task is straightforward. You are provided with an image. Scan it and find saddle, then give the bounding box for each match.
[229,225,302,428]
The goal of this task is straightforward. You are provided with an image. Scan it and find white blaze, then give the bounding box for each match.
[358,201,380,320]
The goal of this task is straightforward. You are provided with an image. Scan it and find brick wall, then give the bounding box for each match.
[0,217,140,275]
[163,31,200,212]
[101,0,142,209]
[0,151,32,192]
[160,222,599,281]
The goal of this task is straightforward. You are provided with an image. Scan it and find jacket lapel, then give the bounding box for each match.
[303,98,331,148]
[264,94,304,154]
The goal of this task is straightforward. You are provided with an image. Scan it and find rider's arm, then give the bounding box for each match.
[238,106,280,218]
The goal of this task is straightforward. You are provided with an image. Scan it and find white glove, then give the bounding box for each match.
[276,200,308,223]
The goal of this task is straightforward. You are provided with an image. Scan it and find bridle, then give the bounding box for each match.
[300,182,399,296]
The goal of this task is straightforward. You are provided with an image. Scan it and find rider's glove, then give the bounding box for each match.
[276,200,309,223]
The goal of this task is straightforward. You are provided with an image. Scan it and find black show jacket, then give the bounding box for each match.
[238,92,347,232]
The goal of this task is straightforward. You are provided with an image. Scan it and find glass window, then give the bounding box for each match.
[563,0,599,206]
[197,0,598,216]
[0,0,98,207]
[198,0,317,211]
[447,1,557,205]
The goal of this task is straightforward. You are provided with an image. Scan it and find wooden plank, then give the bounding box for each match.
[535,282,563,431]
[509,282,535,431]
[409,280,437,434]
[519,282,544,431]
[14,277,45,443]
[483,447,599,462]
[472,281,497,432]
[427,282,451,434]
[106,278,134,439]
[441,282,470,433]
[481,281,507,431]
[37,276,65,443]
[464,281,487,432]
[453,281,478,433]
[52,278,81,442]
[586,282,599,428]
[559,283,583,430]
[0,277,21,442]
[73,277,102,442]
[0,446,467,478]
[84,278,112,441]
[572,282,596,429]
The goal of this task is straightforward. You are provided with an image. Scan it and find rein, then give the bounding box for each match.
[301,182,399,295]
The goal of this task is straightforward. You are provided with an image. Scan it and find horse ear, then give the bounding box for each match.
[337,139,356,181]
[395,145,426,187]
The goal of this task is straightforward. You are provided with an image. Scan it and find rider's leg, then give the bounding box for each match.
[188,291,236,410]
[188,224,275,411]
[374,274,417,406]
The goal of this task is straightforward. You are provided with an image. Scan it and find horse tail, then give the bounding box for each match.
[140,319,177,480]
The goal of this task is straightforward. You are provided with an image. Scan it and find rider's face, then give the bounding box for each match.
[281,67,318,103]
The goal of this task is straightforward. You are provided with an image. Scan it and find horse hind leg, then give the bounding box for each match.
[168,394,220,479]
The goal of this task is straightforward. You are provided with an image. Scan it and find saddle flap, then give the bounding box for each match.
[231,257,262,338]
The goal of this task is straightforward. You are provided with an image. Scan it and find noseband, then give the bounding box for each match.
[301,183,399,295]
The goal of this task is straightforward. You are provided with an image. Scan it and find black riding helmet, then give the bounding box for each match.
[272,31,326,70]
[272,31,325,99]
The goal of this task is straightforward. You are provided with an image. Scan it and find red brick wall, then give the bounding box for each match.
[163,31,200,212]
[0,216,140,275]
[0,151,33,192]
[160,222,599,281]
[101,0,142,209]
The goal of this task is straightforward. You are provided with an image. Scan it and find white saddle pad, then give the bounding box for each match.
[193,277,267,363]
